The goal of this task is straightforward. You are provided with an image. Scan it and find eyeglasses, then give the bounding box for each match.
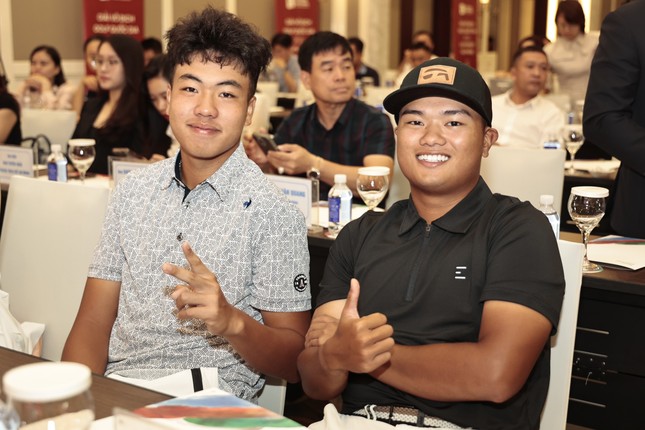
[94,58,121,69]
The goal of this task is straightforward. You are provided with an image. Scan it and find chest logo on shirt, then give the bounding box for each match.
[294,274,308,292]
[455,266,468,280]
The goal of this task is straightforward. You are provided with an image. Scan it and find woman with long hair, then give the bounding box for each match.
[72,34,170,174]
[0,54,22,144]
[16,45,75,110]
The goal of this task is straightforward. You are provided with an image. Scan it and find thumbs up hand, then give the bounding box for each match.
[320,279,394,374]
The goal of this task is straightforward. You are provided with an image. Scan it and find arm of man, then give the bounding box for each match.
[370,300,552,403]
[297,280,394,400]
[167,242,310,383]
[0,109,18,143]
[61,278,120,374]
[583,7,645,173]
[268,146,393,193]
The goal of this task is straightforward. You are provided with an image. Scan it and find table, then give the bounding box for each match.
[0,347,171,419]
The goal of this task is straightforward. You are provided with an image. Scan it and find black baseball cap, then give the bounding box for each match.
[383,57,492,126]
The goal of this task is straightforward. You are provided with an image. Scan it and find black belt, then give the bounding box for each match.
[353,405,468,429]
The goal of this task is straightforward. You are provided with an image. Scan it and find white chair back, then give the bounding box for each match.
[0,176,109,360]
[257,376,287,415]
[480,146,566,211]
[363,87,393,109]
[21,108,77,153]
[540,239,584,430]
[256,81,279,108]
[294,85,315,108]
[248,92,271,133]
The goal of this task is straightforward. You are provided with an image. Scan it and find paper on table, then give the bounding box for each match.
[316,204,371,229]
[588,235,645,271]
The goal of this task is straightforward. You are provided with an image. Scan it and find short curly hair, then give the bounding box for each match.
[165,6,271,99]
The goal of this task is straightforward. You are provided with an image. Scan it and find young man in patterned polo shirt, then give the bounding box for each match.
[63,7,311,401]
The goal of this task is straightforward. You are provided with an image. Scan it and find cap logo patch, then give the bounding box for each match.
[418,65,457,85]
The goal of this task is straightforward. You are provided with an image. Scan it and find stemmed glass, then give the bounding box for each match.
[562,124,584,174]
[568,186,609,273]
[356,166,390,211]
[68,139,96,184]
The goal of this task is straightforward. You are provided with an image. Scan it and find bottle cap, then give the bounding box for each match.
[51,144,62,153]
[539,194,554,205]
[334,174,347,184]
[3,362,91,402]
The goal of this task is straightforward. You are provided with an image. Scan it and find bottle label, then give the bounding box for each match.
[47,162,57,181]
[339,196,352,223]
[329,196,341,223]
[57,160,67,182]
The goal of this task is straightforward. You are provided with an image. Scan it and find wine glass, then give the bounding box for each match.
[568,186,609,273]
[562,124,584,174]
[356,166,390,211]
[68,139,96,183]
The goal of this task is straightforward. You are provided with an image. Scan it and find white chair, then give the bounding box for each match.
[363,87,393,109]
[0,176,109,360]
[480,146,566,211]
[256,81,279,108]
[247,92,271,133]
[385,147,410,209]
[540,239,585,430]
[257,375,287,415]
[20,108,78,153]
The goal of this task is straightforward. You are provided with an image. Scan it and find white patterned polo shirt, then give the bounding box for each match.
[88,144,311,400]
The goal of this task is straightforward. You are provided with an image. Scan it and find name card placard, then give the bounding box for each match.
[0,146,35,185]
[267,174,312,226]
[110,159,150,188]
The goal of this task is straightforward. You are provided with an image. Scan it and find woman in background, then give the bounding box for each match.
[0,54,22,144]
[72,34,170,174]
[544,0,598,105]
[16,45,75,110]
[142,54,178,159]
[72,34,106,116]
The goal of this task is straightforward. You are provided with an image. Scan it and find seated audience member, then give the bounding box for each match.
[72,34,106,116]
[245,31,395,199]
[298,57,565,430]
[71,34,170,174]
[348,37,380,87]
[395,42,434,87]
[265,33,300,93]
[492,46,564,148]
[62,7,311,400]
[142,54,179,158]
[398,30,435,75]
[0,59,22,144]
[16,45,75,110]
[141,37,163,66]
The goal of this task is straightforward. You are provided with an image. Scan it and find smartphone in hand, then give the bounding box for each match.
[253,133,279,154]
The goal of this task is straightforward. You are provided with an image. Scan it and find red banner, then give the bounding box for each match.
[451,0,478,67]
[84,0,144,40]
[274,0,319,50]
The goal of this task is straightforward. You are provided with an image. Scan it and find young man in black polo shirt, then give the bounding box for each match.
[298,58,565,429]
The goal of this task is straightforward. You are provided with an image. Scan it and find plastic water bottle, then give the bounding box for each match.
[539,194,560,238]
[47,144,68,182]
[328,174,352,237]
[0,398,19,430]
